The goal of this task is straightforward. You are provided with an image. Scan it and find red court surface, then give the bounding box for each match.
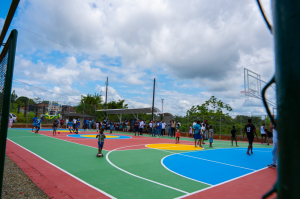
[6,141,110,199]
[182,168,277,199]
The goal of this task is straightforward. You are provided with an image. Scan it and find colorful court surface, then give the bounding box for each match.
[68,134,131,139]
[6,128,277,199]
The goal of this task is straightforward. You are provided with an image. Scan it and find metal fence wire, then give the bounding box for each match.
[0,29,18,195]
[174,114,273,136]
[0,49,9,131]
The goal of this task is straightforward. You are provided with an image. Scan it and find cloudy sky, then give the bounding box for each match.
[0,0,276,116]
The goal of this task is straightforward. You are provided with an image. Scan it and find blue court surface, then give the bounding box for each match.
[162,148,272,185]
[67,134,132,139]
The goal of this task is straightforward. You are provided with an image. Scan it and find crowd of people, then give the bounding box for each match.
[30,115,278,168]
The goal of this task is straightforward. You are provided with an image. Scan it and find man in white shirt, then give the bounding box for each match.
[73,118,76,130]
[139,120,145,135]
[66,118,69,129]
[161,121,166,136]
[193,120,197,127]
[149,121,153,134]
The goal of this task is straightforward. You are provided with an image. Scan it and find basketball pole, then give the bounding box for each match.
[151,78,155,121]
[0,0,20,47]
[273,1,300,198]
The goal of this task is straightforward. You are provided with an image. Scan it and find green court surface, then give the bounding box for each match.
[6,129,273,198]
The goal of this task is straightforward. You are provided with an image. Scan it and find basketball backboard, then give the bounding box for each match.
[243,68,276,107]
[244,68,261,98]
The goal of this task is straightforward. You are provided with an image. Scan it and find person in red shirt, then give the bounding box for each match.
[243,119,258,155]
[60,118,64,128]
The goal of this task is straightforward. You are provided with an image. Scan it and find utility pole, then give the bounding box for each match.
[161,98,164,120]
[105,77,108,109]
[151,78,155,121]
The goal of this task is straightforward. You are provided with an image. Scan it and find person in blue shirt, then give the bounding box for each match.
[83,119,87,131]
[134,120,140,136]
[35,118,41,134]
[91,119,94,129]
[193,121,202,147]
[86,119,89,131]
[168,122,172,137]
[75,118,80,134]
[32,115,38,132]
[157,121,162,137]
[110,121,114,134]
[68,120,74,133]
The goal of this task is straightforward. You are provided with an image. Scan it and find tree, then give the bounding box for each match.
[81,93,103,109]
[187,96,232,116]
[11,90,18,103]
[107,100,128,109]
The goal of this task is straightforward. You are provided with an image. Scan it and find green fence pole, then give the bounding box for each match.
[273,1,300,198]
[0,29,18,196]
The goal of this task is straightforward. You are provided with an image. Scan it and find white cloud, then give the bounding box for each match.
[10,0,275,116]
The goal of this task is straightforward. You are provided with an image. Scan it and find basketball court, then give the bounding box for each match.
[6,128,277,199]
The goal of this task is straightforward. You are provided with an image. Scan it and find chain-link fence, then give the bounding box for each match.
[174,114,273,136]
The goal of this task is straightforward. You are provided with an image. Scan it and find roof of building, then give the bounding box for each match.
[62,112,95,118]
[157,113,174,117]
[96,107,161,115]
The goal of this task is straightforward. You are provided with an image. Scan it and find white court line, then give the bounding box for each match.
[161,154,212,186]
[174,167,268,199]
[7,139,116,199]
[106,144,189,194]
[147,147,255,171]
[232,149,272,152]
[23,130,108,151]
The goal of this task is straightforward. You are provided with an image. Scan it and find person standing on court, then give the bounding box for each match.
[231,126,238,147]
[268,116,278,168]
[157,121,162,137]
[168,122,171,137]
[73,118,76,130]
[66,118,69,129]
[161,120,166,136]
[204,120,209,144]
[134,120,140,136]
[171,120,176,137]
[243,119,258,155]
[261,123,266,144]
[139,119,145,135]
[193,121,202,147]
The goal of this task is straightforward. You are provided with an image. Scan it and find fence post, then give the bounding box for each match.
[273,1,300,197]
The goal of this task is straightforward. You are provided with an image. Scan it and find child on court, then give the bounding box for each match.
[68,120,73,133]
[35,118,41,134]
[209,125,213,147]
[231,126,238,147]
[53,120,58,136]
[189,124,192,138]
[175,129,180,144]
[96,121,100,132]
[96,128,106,156]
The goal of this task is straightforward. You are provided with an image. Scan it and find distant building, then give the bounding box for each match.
[21,102,76,115]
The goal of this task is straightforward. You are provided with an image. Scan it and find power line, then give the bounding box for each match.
[13,79,80,102]
[11,25,104,61]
